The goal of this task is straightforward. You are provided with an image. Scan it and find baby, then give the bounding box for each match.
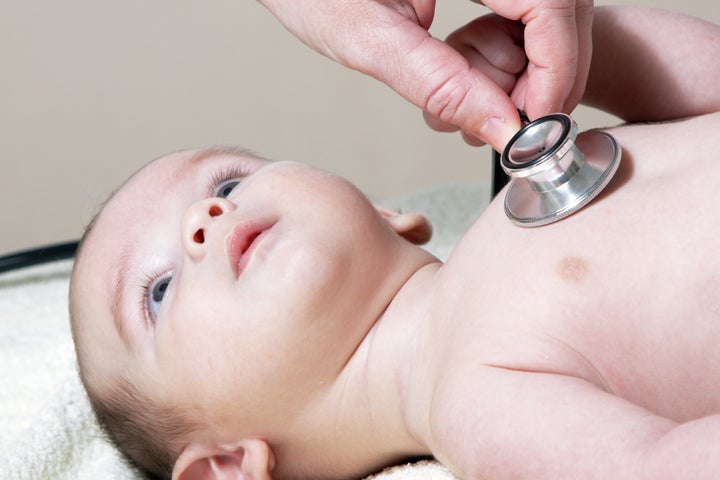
[69,6,720,480]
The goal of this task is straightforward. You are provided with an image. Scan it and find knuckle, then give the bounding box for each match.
[423,73,473,126]
[534,0,577,18]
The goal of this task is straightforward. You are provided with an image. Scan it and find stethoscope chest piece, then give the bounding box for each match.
[501,113,621,227]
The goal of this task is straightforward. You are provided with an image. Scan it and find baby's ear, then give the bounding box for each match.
[173,438,275,480]
[374,205,433,245]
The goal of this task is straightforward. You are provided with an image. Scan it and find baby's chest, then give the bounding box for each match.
[443,114,720,419]
[442,212,720,420]
[440,275,720,423]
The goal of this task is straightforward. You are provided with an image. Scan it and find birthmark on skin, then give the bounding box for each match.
[557,256,588,284]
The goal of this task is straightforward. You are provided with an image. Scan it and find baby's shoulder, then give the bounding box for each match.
[603,111,720,176]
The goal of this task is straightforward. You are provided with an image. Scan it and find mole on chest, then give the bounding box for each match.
[557,256,588,284]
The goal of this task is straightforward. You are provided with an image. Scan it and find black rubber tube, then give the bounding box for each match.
[492,149,509,198]
[0,241,79,274]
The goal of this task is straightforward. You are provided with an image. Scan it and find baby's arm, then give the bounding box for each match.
[583,6,720,122]
[438,367,720,479]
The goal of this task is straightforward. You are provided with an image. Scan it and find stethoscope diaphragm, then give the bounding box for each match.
[501,113,621,227]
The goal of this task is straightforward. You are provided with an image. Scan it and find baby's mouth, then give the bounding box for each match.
[225,221,274,277]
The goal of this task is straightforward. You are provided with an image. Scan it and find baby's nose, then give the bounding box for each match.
[181,197,235,260]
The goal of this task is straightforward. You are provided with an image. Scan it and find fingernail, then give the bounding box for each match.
[478,116,517,152]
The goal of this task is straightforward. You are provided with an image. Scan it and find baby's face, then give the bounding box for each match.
[71,148,415,437]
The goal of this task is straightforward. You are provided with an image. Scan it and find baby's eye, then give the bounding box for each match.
[146,273,173,319]
[208,165,251,199]
[213,178,242,199]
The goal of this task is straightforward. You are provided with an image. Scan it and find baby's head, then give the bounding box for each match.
[69,147,434,479]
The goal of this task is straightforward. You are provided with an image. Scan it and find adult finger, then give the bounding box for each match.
[260,0,522,149]
[353,16,522,150]
[481,0,593,119]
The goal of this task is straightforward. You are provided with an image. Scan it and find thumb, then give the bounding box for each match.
[348,17,522,150]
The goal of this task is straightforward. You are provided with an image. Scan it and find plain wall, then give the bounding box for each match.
[1,0,718,255]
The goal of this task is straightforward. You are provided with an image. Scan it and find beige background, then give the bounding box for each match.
[1,0,718,255]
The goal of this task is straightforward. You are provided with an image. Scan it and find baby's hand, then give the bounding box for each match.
[424,14,527,146]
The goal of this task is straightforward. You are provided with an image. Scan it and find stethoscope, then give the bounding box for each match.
[500,112,621,227]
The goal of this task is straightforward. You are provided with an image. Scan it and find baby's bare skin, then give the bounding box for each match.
[421,112,720,478]
[446,112,720,416]
[69,6,720,479]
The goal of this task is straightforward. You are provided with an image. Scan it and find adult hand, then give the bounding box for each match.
[427,0,594,146]
[258,0,593,151]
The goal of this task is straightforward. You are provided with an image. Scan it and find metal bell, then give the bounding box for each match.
[501,113,622,227]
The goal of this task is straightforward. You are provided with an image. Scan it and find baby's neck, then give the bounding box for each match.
[315,260,445,474]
